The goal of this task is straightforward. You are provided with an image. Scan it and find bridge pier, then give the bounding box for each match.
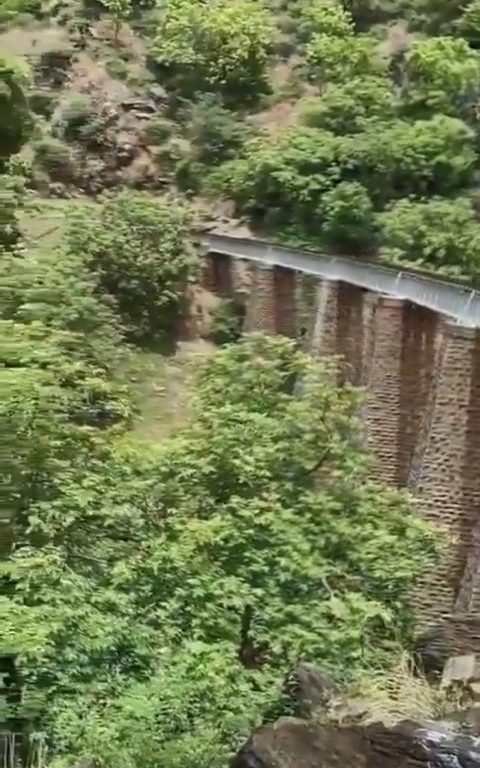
[412,322,480,623]
[201,243,480,647]
[364,297,411,486]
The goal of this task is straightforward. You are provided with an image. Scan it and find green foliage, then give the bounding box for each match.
[65,192,197,340]
[378,197,480,278]
[305,33,386,83]
[6,336,438,766]
[401,37,480,118]
[0,171,24,249]
[215,115,475,231]
[298,76,395,133]
[104,55,130,80]
[0,54,32,164]
[184,95,250,164]
[53,94,97,142]
[457,0,480,48]
[48,643,276,768]
[151,0,274,103]
[320,181,376,252]
[100,0,131,41]
[142,115,175,145]
[208,298,244,345]
[295,0,354,42]
[0,0,41,24]
[32,136,72,180]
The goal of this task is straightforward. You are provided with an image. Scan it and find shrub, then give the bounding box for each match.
[32,136,72,180]
[0,0,41,23]
[105,55,129,80]
[142,116,175,145]
[0,54,32,164]
[53,93,97,142]
[208,299,244,346]
[28,88,57,118]
[185,95,249,165]
[65,192,197,340]
[298,77,395,133]
[344,654,459,727]
[320,181,376,252]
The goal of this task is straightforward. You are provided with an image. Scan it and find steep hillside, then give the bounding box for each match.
[4,0,480,276]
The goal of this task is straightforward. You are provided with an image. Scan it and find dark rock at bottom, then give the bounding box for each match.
[231,716,480,768]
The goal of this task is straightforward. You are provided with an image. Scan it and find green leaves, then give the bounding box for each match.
[7,336,438,766]
[401,37,480,118]
[378,196,480,277]
[151,0,274,103]
[65,192,197,341]
[0,53,32,164]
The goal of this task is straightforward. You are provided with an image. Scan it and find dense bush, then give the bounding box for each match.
[5,336,438,767]
[214,115,475,225]
[151,0,274,103]
[180,95,250,166]
[0,54,32,164]
[65,192,197,340]
[32,136,72,180]
[298,77,395,133]
[208,298,244,345]
[401,37,480,118]
[53,93,97,142]
[142,115,175,145]
[378,197,480,277]
[0,0,41,24]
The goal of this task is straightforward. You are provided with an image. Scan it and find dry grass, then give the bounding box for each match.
[333,654,463,727]
[0,23,68,58]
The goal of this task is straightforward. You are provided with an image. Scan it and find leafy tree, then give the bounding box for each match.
[100,0,131,43]
[214,115,475,230]
[151,0,274,103]
[183,95,250,165]
[305,33,386,84]
[401,37,480,118]
[320,181,377,252]
[295,0,354,42]
[357,114,476,200]
[0,54,32,165]
[65,192,197,341]
[378,196,480,278]
[7,337,437,767]
[298,76,396,133]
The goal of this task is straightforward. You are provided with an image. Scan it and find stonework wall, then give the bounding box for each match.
[202,252,480,645]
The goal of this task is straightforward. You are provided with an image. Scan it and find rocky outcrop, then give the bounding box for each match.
[231,717,480,768]
[284,664,337,718]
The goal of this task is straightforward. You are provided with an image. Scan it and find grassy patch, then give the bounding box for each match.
[125,339,216,442]
[19,196,96,251]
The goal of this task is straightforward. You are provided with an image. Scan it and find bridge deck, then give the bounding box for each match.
[201,233,480,328]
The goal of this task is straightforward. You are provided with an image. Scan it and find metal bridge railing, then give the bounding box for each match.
[202,233,480,328]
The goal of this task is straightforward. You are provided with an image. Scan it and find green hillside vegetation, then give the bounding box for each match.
[0,0,470,766]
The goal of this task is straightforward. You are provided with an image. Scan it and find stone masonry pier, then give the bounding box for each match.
[200,234,480,653]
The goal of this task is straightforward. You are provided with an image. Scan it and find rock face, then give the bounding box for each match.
[284,664,337,718]
[231,717,480,768]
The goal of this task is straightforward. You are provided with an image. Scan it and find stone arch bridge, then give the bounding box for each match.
[200,232,480,653]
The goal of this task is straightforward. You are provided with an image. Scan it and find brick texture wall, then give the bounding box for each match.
[411,323,480,624]
[364,297,408,486]
[201,253,480,642]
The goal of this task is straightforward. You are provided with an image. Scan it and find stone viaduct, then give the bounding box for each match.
[199,232,480,652]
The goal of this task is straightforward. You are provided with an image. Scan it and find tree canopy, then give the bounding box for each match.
[4,336,437,768]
